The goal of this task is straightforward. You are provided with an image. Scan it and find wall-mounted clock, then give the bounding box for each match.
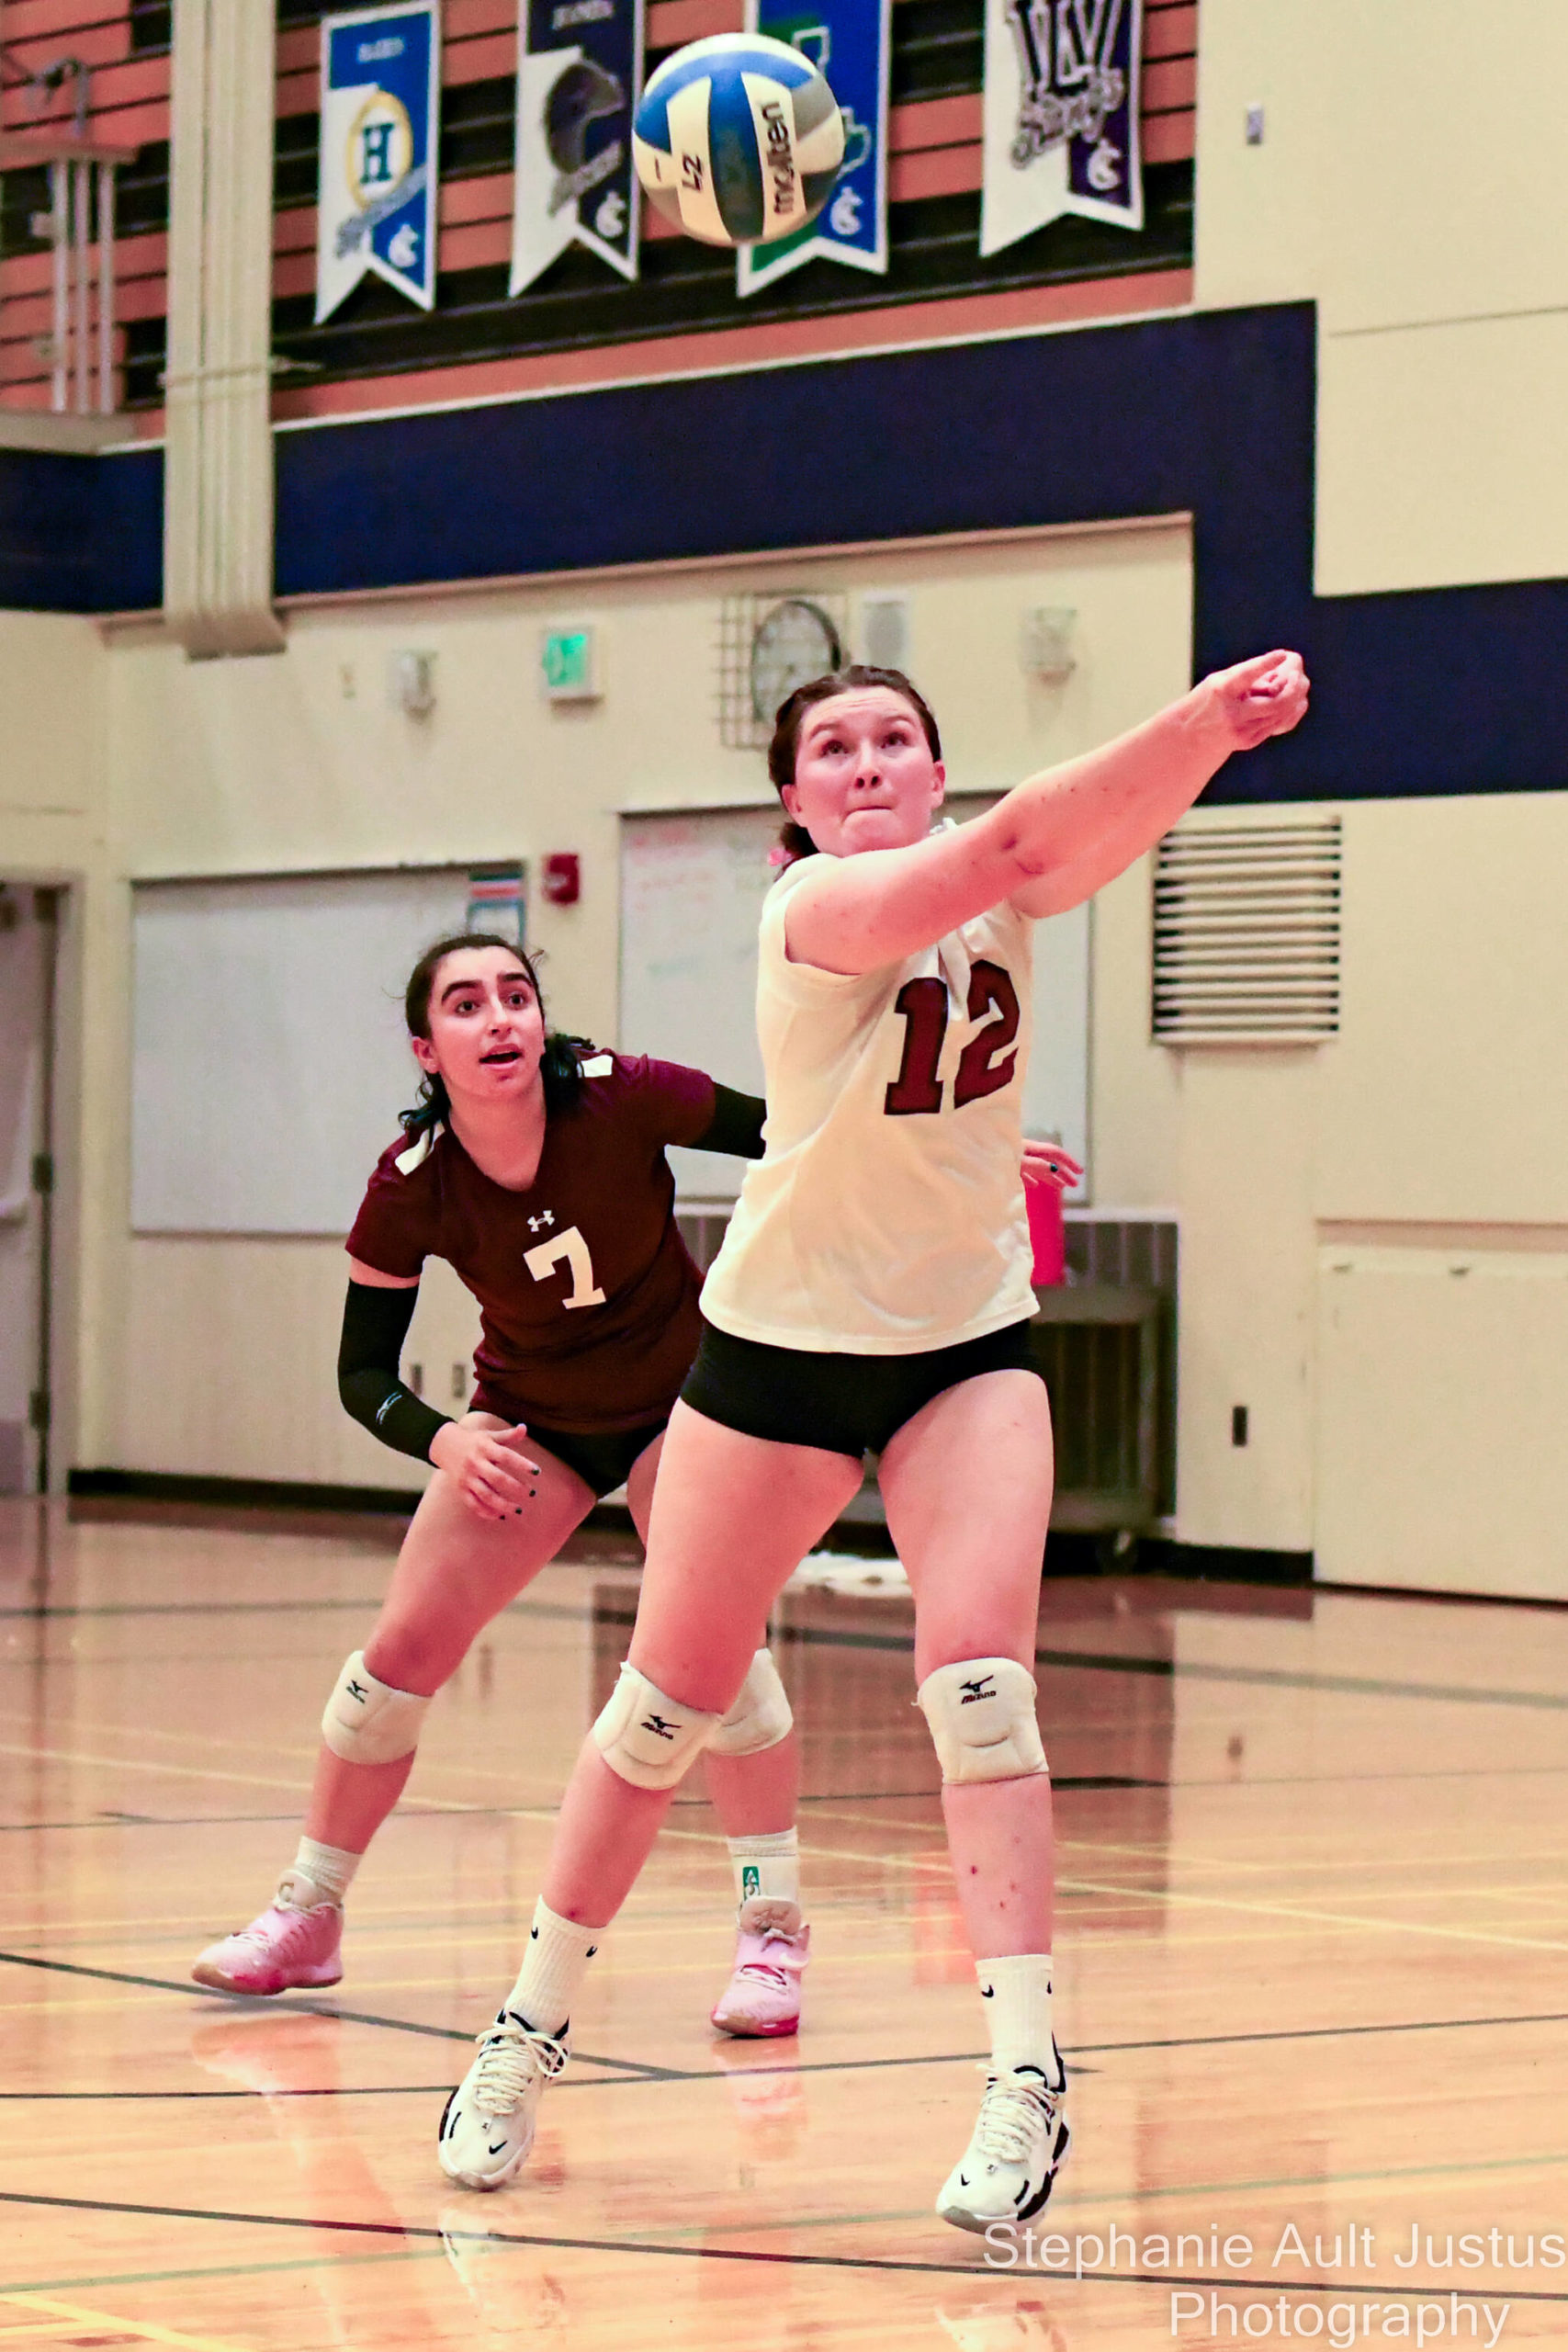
[749,596,843,725]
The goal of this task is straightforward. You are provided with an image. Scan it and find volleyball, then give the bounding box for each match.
[632,34,845,249]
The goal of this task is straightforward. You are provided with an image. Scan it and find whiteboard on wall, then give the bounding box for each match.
[618,804,1090,1202]
[131,867,475,1235]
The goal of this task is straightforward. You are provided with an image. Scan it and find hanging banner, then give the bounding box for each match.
[510,0,643,295]
[737,0,889,300]
[980,0,1143,260]
[316,1,441,321]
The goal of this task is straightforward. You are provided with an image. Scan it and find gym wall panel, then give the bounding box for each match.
[1191,0,1324,313]
[1315,315,1568,596]
[0,612,103,816]
[108,1235,475,1491]
[1314,1248,1568,1601]
[1316,794,1568,1227]
[1171,1045,1318,1555]
[1196,0,1568,332]
[1313,0,1568,337]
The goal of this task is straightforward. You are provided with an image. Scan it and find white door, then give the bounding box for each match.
[0,888,55,1494]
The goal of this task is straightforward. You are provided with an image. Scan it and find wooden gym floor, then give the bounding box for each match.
[1,1498,1565,2350]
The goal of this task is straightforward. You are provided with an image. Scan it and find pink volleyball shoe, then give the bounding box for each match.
[191,1875,344,1996]
[710,1898,809,2039]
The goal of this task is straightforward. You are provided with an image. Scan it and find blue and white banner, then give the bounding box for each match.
[316,1,441,321]
[510,0,643,294]
[980,0,1143,259]
[737,0,889,299]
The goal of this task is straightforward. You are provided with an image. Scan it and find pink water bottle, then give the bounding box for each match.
[1027,1178,1066,1287]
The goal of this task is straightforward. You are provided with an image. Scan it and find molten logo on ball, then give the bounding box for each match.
[632,32,845,250]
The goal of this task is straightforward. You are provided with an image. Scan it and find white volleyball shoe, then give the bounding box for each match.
[935,2058,1070,2235]
[436,2010,568,2191]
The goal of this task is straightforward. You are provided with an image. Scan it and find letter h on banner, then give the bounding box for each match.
[316,0,442,320]
[737,0,890,297]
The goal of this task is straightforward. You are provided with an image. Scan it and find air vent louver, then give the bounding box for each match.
[1152,817,1342,1043]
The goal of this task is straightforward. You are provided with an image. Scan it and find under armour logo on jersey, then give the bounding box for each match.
[527,1210,556,1233]
[346,1679,369,1704]
[641,1712,679,1741]
[960,1675,998,1704]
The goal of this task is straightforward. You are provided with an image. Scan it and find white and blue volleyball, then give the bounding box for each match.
[632,34,845,249]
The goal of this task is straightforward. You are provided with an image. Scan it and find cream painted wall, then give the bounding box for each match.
[1315,1244,1568,1601]
[87,523,1192,1488]
[0,610,102,824]
[1163,795,1568,1597]
[1195,0,1568,594]
[1174,1047,1318,1555]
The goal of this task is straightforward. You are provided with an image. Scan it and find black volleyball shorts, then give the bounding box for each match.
[680,1317,1041,1462]
[470,1390,669,1498]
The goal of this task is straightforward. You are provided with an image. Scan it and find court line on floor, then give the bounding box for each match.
[9,1588,1568,1712]
[0,2085,462,2099]
[0,2291,253,2352]
[1062,1871,1568,1956]
[0,1950,677,2080]
[0,2189,1563,2304]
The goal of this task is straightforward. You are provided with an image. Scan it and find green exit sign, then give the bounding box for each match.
[540,626,599,701]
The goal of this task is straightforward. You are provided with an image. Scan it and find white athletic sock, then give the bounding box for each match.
[507,1898,602,2036]
[977,1953,1061,2086]
[281,1837,360,1908]
[727,1827,800,1912]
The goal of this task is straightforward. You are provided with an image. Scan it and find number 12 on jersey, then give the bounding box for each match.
[884,959,1021,1116]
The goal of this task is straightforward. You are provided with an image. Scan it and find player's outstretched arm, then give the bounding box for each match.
[785,652,1309,976]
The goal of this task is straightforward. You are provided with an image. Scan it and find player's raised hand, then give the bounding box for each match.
[1202,650,1310,752]
[430,1415,543,1522]
[1021,1138,1083,1193]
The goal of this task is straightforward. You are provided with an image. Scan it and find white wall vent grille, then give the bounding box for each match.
[1152,816,1342,1044]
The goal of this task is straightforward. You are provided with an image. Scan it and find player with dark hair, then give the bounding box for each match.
[192,933,812,2036]
[434,652,1308,2224]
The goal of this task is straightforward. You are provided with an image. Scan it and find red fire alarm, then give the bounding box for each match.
[541,854,580,906]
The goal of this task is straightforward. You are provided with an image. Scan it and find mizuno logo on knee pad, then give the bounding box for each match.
[321,1650,431,1766]
[916,1656,1048,1786]
[592,1662,720,1791]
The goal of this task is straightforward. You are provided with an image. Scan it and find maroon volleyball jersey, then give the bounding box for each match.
[345,1054,716,1433]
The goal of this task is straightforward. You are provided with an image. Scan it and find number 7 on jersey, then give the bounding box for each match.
[524,1225,605,1310]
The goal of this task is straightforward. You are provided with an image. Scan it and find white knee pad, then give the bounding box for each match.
[321,1651,432,1766]
[592,1663,720,1792]
[707,1649,793,1758]
[916,1657,1048,1785]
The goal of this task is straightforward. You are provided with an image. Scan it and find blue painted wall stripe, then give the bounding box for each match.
[6,304,1567,802]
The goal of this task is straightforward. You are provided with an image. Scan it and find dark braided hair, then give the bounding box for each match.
[766,664,943,862]
[400,932,593,1138]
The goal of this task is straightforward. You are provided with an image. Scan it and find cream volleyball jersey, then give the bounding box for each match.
[700,855,1036,1353]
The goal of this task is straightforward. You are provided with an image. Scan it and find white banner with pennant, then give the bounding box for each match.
[510,0,644,295]
[316,0,442,321]
[980,0,1143,259]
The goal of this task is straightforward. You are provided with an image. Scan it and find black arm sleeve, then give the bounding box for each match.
[690,1083,767,1160]
[337,1280,454,1464]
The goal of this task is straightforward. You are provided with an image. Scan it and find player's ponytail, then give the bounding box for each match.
[400,932,593,1136]
[766,664,942,864]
